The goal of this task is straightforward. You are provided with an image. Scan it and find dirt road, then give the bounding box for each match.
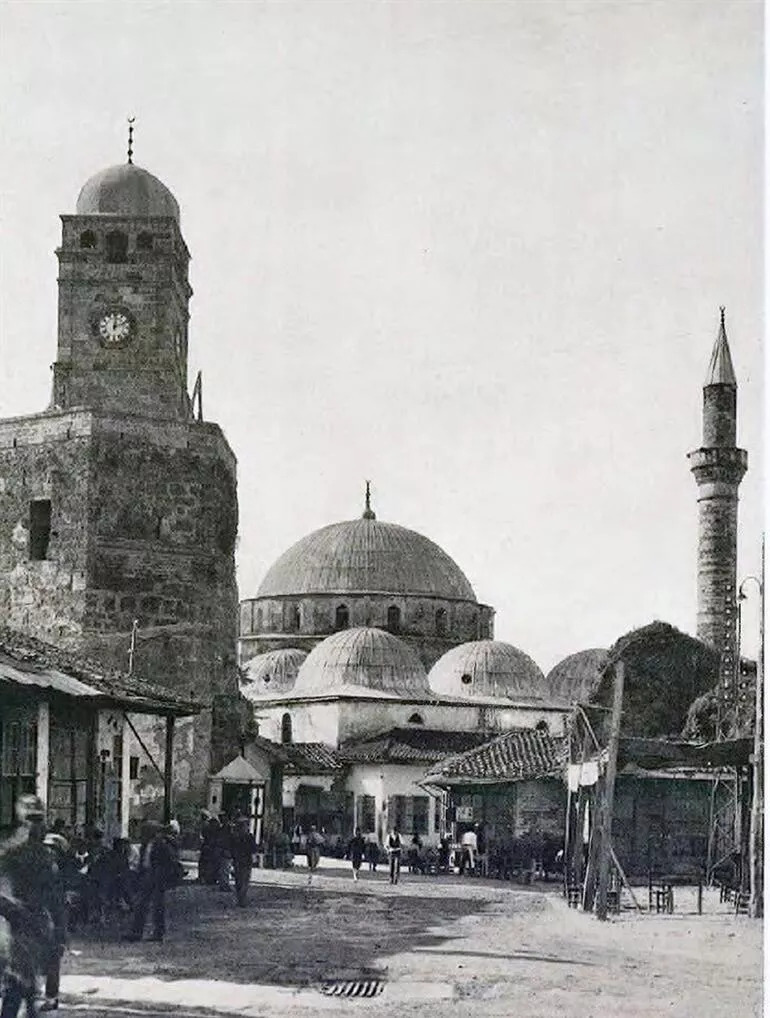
[60,865,762,1018]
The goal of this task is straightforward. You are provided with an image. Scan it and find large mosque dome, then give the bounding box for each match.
[428,640,545,700]
[76,163,180,221]
[257,517,476,601]
[293,627,431,698]
[239,492,494,672]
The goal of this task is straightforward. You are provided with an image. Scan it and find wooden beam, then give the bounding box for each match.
[596,659,625,920]
[163,715,175,824]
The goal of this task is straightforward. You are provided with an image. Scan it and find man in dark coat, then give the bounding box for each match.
[230,817,257,907]
[125,821,176,943]
[0,795,64,1018]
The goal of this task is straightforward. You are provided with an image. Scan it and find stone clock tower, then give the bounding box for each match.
[53,162,191,420]
[0,154,240,791]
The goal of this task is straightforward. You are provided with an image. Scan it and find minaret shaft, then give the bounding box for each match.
[688,309,747,652]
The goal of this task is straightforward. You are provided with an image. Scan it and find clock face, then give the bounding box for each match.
[98,310,132,347]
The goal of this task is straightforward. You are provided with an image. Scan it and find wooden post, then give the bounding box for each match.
[596,659,625,920]
[749,536,764,918]
[163,715,175,824]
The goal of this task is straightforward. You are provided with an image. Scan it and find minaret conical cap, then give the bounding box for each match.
[705,307,737,387]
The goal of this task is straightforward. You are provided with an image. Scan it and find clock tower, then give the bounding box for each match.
[53,161,192,420]
[0,149,240,793]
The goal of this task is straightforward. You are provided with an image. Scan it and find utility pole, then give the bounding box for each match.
[596,659,625,920]
[749,535,764,918]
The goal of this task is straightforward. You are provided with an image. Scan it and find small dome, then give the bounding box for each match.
[257,518,476,601]
[428,640,545,700]
[294,627,430,697]
[76,163,180,221]
[545,649,608,703]
[242,648,308,698]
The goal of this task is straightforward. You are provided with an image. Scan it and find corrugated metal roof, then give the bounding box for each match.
[424,728,566,785]
[0,627,201,715]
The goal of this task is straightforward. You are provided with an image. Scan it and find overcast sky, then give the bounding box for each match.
[0,1,763,669]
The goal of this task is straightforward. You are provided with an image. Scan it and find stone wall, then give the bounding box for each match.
[0,408,240,791]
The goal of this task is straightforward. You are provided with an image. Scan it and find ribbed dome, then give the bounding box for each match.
[428,640,545,700]
[242,648,308,698]
[257,518,476,601]
[545,649,608,703]
[294,627,431,697]
[76,163,180,221]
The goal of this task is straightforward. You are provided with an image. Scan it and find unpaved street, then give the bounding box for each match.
[61,866,762,1018]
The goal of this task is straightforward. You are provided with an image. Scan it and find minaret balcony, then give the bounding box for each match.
[688,446,748,486]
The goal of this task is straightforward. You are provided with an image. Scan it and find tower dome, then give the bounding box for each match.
[257,517,476,601]
[242,648,308,698]
[76,163,180,221]
[428,640,545,700]
[294,627,431,697]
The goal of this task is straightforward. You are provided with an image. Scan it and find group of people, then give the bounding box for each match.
[198,812,258,905]
[0,796,185,1017]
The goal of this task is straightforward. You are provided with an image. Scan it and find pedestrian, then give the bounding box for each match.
[459,826,477,876]
[215,815,233,892]
[40,833,68,1012]
[365,835,379,873]
[305,826,324,885]
[0,795,64,1017]
[347,829,366,882]
[230,817,257,907]
[387,828,402,885]
[125,820,175,943]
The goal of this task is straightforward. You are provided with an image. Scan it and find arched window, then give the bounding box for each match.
[436,607,448,637]
[105,231,128,264]
[461,672,472,686]
[281,713,293,744]
[255,606,263,630]
[407,712,424,725]
[335,604,349,631]
[535,719,549,734]
[387,605,401,634]
[79,230,97,249]
[287,603,301,632]
[136,231,154,251]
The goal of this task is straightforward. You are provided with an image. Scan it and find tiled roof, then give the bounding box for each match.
[339,727,490,764]
[0,626,201,715]
[424,728,567,785]
[282,742,343,774]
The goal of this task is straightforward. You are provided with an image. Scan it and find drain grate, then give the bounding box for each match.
[320,979,385,998]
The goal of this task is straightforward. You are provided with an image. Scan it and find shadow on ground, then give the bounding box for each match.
[64,881,505,987]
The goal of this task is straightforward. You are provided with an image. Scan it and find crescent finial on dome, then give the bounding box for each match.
[127,117,135,165]
[363,480,376,520]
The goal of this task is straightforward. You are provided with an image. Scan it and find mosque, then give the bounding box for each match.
[235,490,598,843]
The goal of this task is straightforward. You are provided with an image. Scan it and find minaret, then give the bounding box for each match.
[688,308,748,651]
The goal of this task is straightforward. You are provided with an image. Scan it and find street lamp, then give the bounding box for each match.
[738,539,764,919]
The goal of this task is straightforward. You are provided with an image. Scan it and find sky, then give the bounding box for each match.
[0,1,763,669]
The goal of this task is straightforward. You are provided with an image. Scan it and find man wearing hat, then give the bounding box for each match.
[0,795,65,1016]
